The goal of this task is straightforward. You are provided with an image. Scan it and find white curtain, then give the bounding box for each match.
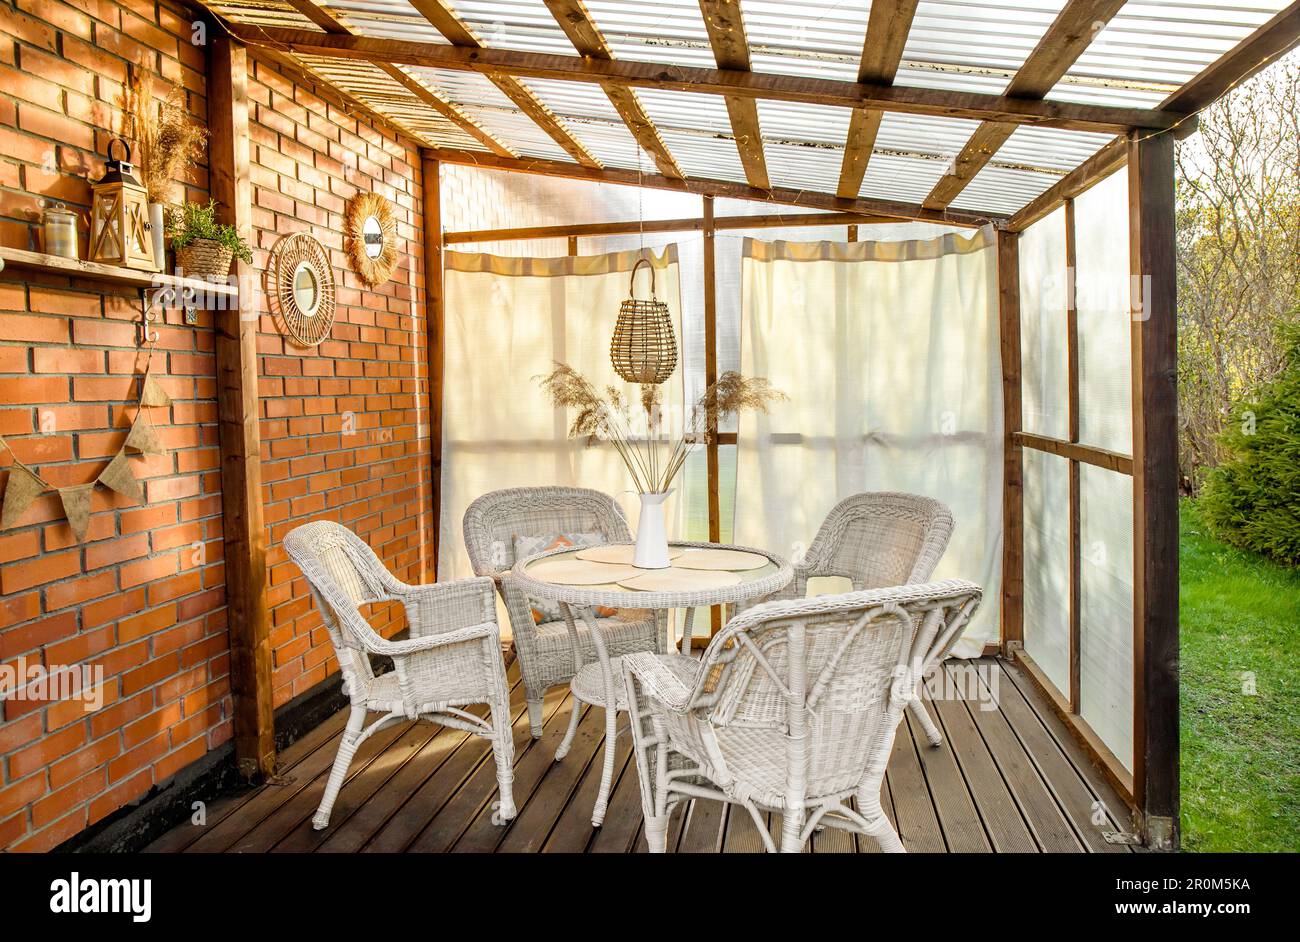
[734,229,1003,656]
[440,245,685,582]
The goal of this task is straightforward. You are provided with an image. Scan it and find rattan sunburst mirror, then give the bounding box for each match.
[268,232,336,347]
[344,192,398,287]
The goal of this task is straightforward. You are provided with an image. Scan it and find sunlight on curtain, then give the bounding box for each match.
[439,246,685,582]
[734,230,1003,656]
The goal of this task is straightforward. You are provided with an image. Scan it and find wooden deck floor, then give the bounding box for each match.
[146,656,1138,853]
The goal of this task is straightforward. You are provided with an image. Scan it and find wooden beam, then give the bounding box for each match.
[703,195,722,634]
[426,148,1004,226]
[208,33,274,781]
[545,0,684,179]
[409,0,602,168]
[443,210,899,244]
[1064,197,1081,715]
[1005,136,1126,232]
[1127,129,1179,850]
[923,0,1126,210]
[226,24,1184,134]
[996,230,1023,656]
[1014,433,1133,476]
[422,155,445,576]
[282,0,517,158]
[837,0,918,199]
[1160,2,1300,113]
[699,1,770,190]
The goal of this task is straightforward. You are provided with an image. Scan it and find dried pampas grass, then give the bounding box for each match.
[122,68,208,205]
[537,363,784,494]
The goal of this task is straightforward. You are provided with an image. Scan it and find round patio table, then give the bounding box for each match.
[512,540,792,827]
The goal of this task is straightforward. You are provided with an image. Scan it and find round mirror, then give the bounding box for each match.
[362,215,384,259]
[292,261,320,317]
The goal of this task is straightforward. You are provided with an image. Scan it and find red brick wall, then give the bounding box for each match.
[246,53,434,707]
[0,0,434,851]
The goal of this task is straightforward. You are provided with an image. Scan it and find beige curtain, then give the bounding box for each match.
[440,246,685,582]
[735,229,1003,656]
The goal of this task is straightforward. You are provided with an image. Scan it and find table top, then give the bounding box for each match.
[512,540,793,609]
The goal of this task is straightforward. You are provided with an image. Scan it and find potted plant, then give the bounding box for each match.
[122,70,207,269]
[167,200,253,279]
[539,365,784,567]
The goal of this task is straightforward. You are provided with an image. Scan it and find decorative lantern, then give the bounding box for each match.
[90,138,157,271]
[610,258,677,385]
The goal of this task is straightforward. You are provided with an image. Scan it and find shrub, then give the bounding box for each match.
[166,200,253,263]
[1200,322,1300,566]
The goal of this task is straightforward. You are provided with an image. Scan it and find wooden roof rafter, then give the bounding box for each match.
[225,24,1184,135]
[837,0,918,200]
[922,0,1127,211]
[543,0,685,179]
[698,1,770,190]
[407,0,602,168]
[282,0,516,157]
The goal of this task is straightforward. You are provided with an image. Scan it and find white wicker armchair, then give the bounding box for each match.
[284,521,516,831]
[463,487,669,738]
[623,580,983,853]
[764,492,955,746]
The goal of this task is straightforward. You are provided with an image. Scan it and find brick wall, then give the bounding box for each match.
[246,53,433,707]
[0,0,433,851]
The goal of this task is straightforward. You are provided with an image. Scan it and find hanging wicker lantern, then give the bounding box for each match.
[610,258,677,385]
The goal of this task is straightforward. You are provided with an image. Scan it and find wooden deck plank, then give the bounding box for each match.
[585,750,645,853]
[543,724,635,853]
[929,680,1039,852]
[951,664,1085,852]
[490,703,609,853]
[223,720,417,853]
[985,661,1127,852]
[397,683,569,853]
[881,712,947,852]
[906,701,994,852]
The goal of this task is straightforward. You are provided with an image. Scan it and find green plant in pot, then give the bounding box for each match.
[167,200,253,279]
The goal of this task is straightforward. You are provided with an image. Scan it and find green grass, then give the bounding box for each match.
[1180,500,1300,851]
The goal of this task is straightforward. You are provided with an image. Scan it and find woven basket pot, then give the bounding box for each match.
[176,239,234,279]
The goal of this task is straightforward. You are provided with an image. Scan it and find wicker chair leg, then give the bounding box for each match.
[489,703,518,825]
[526,697,545,739]
[591,704,619,827]
[313,705,366,830]
[909,698,943,747]
[779,808,805,853]
[554,693,582,761]
[644,815,670,853]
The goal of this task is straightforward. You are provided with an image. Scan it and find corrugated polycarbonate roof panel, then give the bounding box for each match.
[449,0,582,54]
[408,67,574,161]
[995,125,1116,172]
[874,112,983,161]
[948,163,1061,213]
[208,0,324,30]
[739,1,869,82]
[859,151,949,204]
[762,140,846,192]
[519,77,654,169]
[295,55,487,149]
[326,0,452,43]
[584,0,719,67]
[1048,1,1293,107]
[655,128,749,182]
[755,99,853,146]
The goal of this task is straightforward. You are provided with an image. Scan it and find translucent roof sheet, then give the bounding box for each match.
[200,0,1294,217]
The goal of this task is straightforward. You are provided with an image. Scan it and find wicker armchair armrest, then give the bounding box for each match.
[622,652,696,714]
[361,620,498,658]
[390,576,497,638]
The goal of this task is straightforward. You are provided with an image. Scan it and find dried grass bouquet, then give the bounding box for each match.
[539,364,784,494]
[121,69,208,204]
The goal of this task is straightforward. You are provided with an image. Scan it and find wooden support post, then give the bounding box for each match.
[1064,198,1082,713]
[567,235,578,256]
[996,230,1023,656]
[703,195,722,634]
[422,154,445,578]
[209,34,274,780]
[1128,130,1179,850]
[847,224,859,242]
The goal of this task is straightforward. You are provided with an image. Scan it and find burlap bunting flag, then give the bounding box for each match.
[125,414,167,457]
[58,483,95,543]
[2,462,47,529]
[98,450,143,503]
[140,367,172,408]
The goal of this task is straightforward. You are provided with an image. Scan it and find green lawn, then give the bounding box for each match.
[1180,501,1300,851]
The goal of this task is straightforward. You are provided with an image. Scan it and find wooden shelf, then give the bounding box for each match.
[0,246,239,298]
